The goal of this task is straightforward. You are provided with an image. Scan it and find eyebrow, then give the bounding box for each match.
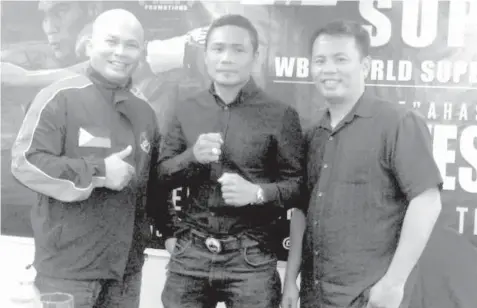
[312,52,349,57]
[105,35,139,44]
[210,42,246,47]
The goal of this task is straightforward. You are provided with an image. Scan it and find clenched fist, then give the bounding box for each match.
[193,133,223,164]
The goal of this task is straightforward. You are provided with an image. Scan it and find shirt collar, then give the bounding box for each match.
[319,90,375,129]
[86,66,133,103]
[209,78,259,106]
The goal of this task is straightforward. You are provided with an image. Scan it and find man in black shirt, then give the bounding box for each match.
[159,14,304,308]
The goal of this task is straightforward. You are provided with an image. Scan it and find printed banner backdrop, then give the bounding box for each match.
[1,1,476,307]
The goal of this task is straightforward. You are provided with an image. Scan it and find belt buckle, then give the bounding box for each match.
[205,237,222,253]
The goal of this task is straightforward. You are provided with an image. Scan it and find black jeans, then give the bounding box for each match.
[162,231,281,308]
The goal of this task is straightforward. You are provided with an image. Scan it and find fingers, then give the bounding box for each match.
[217,172,237,185]
[194,133,224,163]
[199,133,223,144]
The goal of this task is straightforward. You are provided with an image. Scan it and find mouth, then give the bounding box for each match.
[49,42,61,50]
[217,69,237,74]
[321,79,340,87]
[108,60,128,70]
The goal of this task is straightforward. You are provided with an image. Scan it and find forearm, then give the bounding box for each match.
[383,188,442,285]
[259,176,301,209]
[284,209,306,284]
[12,152,105,202]
[158,148,206,188]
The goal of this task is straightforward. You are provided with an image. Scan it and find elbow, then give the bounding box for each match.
[10,153,25,184]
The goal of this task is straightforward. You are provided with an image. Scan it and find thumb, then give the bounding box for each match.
[115,145,132,159]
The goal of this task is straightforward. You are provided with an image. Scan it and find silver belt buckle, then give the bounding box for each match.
[205,237,222,253]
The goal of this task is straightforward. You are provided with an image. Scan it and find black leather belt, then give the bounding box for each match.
[190,229,243,254]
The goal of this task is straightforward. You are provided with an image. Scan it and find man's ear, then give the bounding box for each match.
[84,38,93,58]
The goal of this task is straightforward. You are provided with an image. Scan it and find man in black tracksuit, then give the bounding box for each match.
[11,9,173,308]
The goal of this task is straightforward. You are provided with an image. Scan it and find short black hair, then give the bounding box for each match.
[205,14,259,52]
[309,20,370,57]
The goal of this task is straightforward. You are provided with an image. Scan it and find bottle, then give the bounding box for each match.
[9,265,41,308]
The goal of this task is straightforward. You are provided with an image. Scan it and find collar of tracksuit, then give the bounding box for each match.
[86,66,133,104]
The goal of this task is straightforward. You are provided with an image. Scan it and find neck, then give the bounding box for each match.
[214,78,249,104]
[89,64,129,89]
[327,89,364,128]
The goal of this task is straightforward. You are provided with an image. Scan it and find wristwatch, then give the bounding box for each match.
[255,186,265,204]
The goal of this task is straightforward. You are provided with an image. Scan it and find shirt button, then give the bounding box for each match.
[224,106,228,110]
[313,220,318,226]
[323,164,328,169]
[329,136,333,141]
[318,192,323,197]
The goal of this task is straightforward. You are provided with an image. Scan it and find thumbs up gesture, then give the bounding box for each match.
[104,145,136,191]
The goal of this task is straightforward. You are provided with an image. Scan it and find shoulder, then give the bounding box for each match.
[129,87,160,127]
[368,96,428,140]
[33,75,93,106]
[255,91,300,122]
[173,88,209,115]
[370,96,416,121]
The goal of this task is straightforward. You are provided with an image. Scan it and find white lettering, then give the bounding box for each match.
[444,102,453,120]
[296,58,310,78]
[399,60,413,81]
[448,0,477,47]
[370,60,412,81]
[436,61,452,83]
[453,61,468,83]
[386,60,396,81]
[474,209,477,235]
[370,59,384,80]
[470,62,477,83]
[433,125,457,190]
[275,57,296,78]
[459,126,477,193]
[428,102,437,120]
[360,0,392,47]
[420,61,434,82]
[456,207,468,234]
[172,187,189,210]
[402,0,438,48]
[459,103,468,121]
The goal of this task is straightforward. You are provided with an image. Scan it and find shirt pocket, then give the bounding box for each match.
[337,144,376,184]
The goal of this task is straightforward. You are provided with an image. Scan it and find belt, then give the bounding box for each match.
[189,229,243,254]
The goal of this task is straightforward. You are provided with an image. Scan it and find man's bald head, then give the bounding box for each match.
[87,9,145,85]
[91,9,144,44]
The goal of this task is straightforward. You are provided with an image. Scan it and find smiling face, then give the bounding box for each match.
[310,34,370,104]
[87,12,144,85]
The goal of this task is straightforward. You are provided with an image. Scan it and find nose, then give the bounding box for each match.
[219,50,234,63]
[321,61,338,73]
[113,44,126,56]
